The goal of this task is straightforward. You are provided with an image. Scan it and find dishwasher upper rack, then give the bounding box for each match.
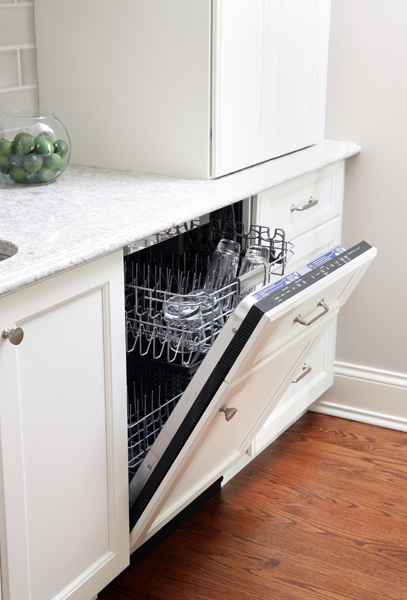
[125,226,293,368]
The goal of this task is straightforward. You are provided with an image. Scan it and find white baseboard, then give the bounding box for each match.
[310,361,407,432]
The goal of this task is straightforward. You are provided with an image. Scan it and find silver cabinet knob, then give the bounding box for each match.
[219,403,237,422]
[2,327,24,345]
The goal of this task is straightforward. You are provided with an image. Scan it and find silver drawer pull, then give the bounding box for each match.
[290,196,319,212]
[219,404,237,422]
[294,300,329,326]
[292,363,312,383]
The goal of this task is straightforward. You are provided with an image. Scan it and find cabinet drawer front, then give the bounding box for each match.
[254,318,336,454]
[271,319,335,416]
[253,162,344,240]
[286,216,342,274]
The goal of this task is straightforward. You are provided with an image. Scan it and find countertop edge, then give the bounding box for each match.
[0,140,360,298]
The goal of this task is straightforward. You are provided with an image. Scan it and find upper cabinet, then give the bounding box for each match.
[34,0,331,179]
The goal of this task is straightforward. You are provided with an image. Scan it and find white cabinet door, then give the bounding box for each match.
[0,252,129,600]
[276,0,331,156]
[129,243,376,553]
[212,0,280,176]
[212,0,331,177]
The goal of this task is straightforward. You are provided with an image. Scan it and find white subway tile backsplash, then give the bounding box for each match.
[0,5,35,47]
[0,49,20,89]
[0,85,38,113]
[0,2,38,114]
[20,47,37,85]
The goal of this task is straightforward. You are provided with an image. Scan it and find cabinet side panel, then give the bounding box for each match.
[34,0,212,178]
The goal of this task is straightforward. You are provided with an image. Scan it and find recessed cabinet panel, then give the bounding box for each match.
[213,0,331,177]
[253,162,344,242]
[212,0,280,176]
[277,0,330,156]
[254,319,336,454]
[0,253,129,600]
[17,290,109,600]
[266,320,333,420]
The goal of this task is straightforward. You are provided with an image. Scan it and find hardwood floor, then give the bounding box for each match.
[100,412,407,600]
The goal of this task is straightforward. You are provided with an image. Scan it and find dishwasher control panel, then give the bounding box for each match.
[254,241,373,311]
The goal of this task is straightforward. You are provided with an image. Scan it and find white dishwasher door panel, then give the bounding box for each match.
[255,318,336,454]
[129,243,376,553]
[141,319,329,542]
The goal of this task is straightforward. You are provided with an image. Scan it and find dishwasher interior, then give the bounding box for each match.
[124,203,294,493]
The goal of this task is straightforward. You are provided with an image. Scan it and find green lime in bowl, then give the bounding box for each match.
[0,110,71,185]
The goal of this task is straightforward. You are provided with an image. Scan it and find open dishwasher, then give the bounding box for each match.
[124,205,377,554]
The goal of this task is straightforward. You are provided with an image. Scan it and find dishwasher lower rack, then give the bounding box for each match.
[127,356,202,478]
[125,222,294,478]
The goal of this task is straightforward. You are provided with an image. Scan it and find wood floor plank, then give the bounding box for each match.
[295,413,407,450]
[100,413,407,600]
[218,486,407,581]
[237,468,407,536]
[168,522,406,600]
[235,441,407,524]
[255,438,407,511]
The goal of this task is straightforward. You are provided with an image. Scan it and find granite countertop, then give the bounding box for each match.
[0,140,360,297]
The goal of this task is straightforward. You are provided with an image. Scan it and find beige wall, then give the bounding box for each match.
[325,0,407,375]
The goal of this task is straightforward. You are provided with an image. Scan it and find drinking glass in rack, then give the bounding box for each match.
[204,239,241,308]
[162,295,204,354]
[188,289,224,354]
[238,245,270,276]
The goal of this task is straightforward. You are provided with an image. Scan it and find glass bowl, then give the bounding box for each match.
[0,110,71,185]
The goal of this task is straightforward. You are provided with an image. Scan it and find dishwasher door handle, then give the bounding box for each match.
[294,300,329,326]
